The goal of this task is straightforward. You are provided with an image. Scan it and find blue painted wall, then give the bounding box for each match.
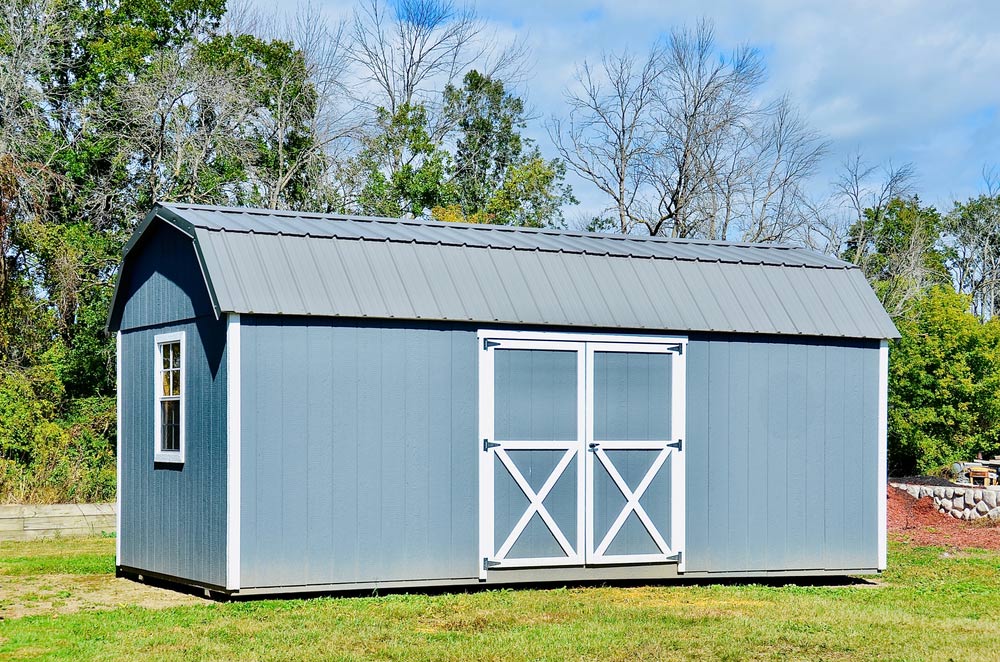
[238,317,880,589]
[117,221,228,587]
[684,335,880,572]
[239,317,478,588]
[114,221,214,332]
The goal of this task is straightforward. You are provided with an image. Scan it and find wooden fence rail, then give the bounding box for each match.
[0,503,116,542]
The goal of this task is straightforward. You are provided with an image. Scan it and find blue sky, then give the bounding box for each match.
[269,0,1000,218]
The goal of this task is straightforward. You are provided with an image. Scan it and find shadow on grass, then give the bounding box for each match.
[117,566,879,604]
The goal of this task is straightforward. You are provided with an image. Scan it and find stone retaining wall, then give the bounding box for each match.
[891,482,1000,521]
[0,503,116,542]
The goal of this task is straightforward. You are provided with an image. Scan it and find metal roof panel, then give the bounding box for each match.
[108,203,899,338]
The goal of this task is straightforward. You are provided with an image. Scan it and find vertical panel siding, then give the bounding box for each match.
[685,335,881,573]
[237,320,880,587]
[119,318,228,586]
[116,221,216,331]
[240,317,478,588]
[117,218,227,587]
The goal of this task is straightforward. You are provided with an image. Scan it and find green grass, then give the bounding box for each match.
[2,538,999,660]
[0,535,115,577]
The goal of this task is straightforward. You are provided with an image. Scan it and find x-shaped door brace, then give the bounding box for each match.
[592,447,672,557]
[494,447,577,560]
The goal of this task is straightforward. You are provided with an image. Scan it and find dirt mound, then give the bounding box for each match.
[888,486,1000,550]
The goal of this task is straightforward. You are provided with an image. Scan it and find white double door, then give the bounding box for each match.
[478,331,686,578]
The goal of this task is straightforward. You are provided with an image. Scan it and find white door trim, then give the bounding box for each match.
[478,333,586,577]
[479,329,685,346]
[584,341,686,567]
[478,329,688,576]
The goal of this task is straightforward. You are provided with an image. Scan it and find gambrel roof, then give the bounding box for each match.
[107,202,899,339]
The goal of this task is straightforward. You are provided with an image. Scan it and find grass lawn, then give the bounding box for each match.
[1,537,999,661]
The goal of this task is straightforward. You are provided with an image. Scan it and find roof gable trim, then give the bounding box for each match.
[106,205,222,331]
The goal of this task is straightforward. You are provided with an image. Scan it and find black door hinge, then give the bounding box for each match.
[483,339,500,350]
[667,439,682,451]
[483,558,501,570]
[483,439,501,452]
[667,551,682,564]
[667,342,683,355]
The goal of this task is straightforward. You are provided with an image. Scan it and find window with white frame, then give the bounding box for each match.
[154,332,185,463]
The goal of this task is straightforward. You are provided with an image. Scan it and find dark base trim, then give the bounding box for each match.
[117,564,880,599]
[117,566,228,600]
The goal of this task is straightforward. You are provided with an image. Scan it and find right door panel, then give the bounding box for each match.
[586,344,685,566]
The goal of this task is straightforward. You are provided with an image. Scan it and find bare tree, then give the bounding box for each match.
[944,178,1000,320]
[0,0,65,299]
[834,152,915,273]
[119,47,260,206]
[258,4,360,209]
[798,196,847,255]
[548,49,663,234]
[552,20,823,242]
[641,21,765,238]
[349,0,526,114]
[723,97,827,242]
[983,163,999,197]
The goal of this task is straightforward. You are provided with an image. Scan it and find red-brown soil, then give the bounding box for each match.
[888,486,1000,550]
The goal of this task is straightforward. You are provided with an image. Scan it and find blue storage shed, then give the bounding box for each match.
[107,202,899,596]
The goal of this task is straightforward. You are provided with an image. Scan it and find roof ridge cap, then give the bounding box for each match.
[196,225,854,271]
[163,202,824,251]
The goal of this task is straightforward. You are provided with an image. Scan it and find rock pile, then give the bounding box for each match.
[890,482,1000,521]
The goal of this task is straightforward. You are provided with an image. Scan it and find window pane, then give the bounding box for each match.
[162,345,170,370]
[593,351,672,441]
[162,372,171,397]
[494,349,578,441]
[161,400,180,452]
[171,343,180,369]
[171,369,180,396]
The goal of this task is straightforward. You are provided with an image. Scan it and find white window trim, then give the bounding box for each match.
[153,331,186,464]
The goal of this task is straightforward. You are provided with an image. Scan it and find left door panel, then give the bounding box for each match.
[479,340,586,577]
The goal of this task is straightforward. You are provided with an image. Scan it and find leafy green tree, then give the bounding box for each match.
[843,197,950,317]
[432,71,574,226]
[445,71,524,213]
[1,0,323,501]
[357,103,457,217]
[888,286,1000,475]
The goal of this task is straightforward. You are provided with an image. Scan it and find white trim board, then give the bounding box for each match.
[477,329,686,346]
[877,340,889,571]
[115,331,122,565]
[226,313,242,591]
[477,336,587,577]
